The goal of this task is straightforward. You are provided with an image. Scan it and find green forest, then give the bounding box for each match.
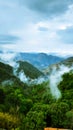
[0,62,73,130]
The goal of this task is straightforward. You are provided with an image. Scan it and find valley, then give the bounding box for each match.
[0,52,73,130]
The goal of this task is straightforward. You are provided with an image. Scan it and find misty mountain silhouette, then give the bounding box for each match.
[15,52,63,69]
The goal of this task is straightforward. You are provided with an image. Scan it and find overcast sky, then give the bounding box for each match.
[0,0,73,55]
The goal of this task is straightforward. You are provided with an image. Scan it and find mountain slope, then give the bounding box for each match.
[61,57,73,66]
[17,61,44,79]
[0,62,24,87]
[0,61,13,74]
[44,57,73,74]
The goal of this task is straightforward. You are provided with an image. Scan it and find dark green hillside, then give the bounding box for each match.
[0,61,73,129]
[58,71,73,109]
[0,62,13,82]
[0,62,24,87]
[17,61,44,79]
[0,61,13,74]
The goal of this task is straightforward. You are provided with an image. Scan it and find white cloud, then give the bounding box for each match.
[0,0,73,55]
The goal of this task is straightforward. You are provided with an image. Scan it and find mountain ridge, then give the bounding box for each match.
[14,52,64,69]
[43,56,73,74]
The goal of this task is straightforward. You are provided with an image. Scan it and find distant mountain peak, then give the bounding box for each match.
[14,52,64,70]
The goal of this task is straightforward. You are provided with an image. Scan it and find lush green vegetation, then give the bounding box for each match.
[17,61,44,79]
[0,62,73,130]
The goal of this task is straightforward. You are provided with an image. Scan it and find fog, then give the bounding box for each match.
[0,51,17,67]
[0,51,73,99]
[49,65,73,99]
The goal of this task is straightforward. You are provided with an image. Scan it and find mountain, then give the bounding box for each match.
[15,52,64,69]
[44,57,73,74]
[0,61,13,74]
[61,57,73,66]
[0,57,73,130]
[0,62,24,87]
[16,61,44,79]
[0,60,44,86]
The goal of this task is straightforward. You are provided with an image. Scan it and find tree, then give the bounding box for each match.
[66,109,73,129]
[24,111,46,130]
[23,103,50,130]
[49,102,69,128]
[0,112,20,130]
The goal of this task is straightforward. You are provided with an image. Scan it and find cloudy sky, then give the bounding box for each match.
[0,0,73,55]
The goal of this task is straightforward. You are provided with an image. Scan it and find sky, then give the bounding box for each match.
[0,0,73,55]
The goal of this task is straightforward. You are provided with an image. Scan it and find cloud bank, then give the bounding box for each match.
[0,0,73,55]
[21,0,73,17]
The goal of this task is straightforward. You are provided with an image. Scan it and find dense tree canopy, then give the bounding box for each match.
[0,69,73,129]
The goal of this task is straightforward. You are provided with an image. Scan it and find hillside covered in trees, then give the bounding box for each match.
[0,61,73,130]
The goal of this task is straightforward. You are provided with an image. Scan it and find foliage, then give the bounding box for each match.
[49,102,69,128]
[0,112,20,130]
[0,61,73,129]
[65,109,73,129]
[17,61,44,79]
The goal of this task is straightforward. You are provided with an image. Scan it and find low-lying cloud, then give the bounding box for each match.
[18,70,30,83]
[0,51,17,67]
[0,50,73,100]
[49,65,73,99]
